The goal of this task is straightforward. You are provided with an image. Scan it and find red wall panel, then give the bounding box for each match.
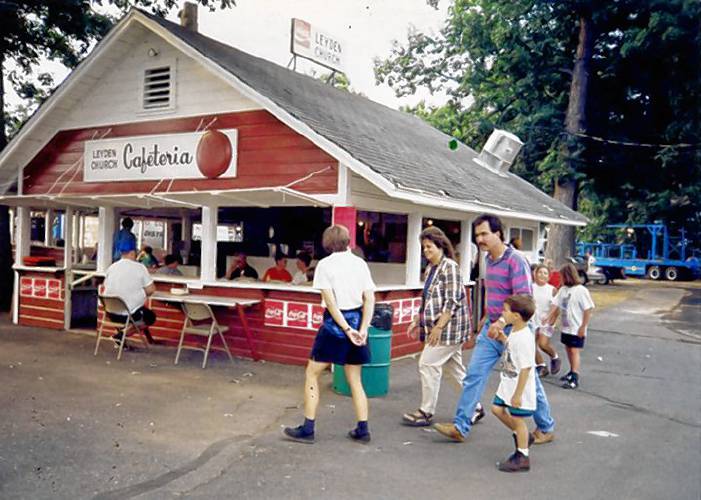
[23,110,338,196]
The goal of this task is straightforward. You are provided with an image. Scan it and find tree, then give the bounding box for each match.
[0,0,235,311]
[376,0,701,264]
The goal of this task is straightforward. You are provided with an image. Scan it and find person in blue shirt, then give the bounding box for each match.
[112,218,137,262]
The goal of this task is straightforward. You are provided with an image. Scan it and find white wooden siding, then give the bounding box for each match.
[63,28,260,129]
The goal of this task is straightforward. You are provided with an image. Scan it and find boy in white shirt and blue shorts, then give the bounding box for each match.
[491,294,537,473]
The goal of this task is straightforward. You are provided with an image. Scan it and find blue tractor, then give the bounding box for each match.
[577,224,701,281]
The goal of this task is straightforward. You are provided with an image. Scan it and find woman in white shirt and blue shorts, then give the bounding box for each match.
[284,225,376,444]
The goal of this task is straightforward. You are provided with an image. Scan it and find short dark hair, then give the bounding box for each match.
[165,254,178,266]
[420,226,456,260]
[274,250,287,262]
[121,217,134,230]
[472,214,504,242]
[560,263,582,287]
[322,225,350,253]
[296,251,312,267]
[504,294,536,321]
[533,263,549,276]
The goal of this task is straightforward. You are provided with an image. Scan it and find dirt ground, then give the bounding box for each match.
[0,279,699,499]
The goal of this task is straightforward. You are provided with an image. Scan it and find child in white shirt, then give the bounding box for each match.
[548,263,595,389]
[491,294,537,473]
[532,264,560,377]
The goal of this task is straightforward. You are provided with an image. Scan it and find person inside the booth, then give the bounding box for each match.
[112,217,136,262]
[227,252,259,280]
[158,254,183,276]
[263,250,293,283]
[292,251,313,285]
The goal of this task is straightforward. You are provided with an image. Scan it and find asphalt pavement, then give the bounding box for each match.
[0,281,699,500]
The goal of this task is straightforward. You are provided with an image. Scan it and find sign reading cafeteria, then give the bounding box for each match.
[83,129,238,182]
[291,18,347,73]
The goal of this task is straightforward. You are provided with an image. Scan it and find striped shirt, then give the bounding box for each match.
[420,257,470,345]
[485,246,532,321]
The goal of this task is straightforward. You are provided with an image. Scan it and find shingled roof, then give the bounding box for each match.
[0,9,585,225]
[141,12,585,225]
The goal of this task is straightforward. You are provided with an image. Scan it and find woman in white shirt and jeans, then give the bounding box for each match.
[284,225,376,444]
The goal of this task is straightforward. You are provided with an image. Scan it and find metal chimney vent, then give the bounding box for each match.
[142,66,172,110]
[473,129,523,177]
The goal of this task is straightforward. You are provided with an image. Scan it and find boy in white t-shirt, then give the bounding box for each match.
[548,263,595,389]
[532,264,560,377]
[491,294,537,473]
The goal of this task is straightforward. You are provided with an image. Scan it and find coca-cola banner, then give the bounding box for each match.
[264,299,325,330]
[19,277,63,301]
[286,302,309,329]
[263,298,419,330]
[264,299,285,327]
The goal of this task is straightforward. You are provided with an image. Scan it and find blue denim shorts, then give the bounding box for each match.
[310,309,370,366]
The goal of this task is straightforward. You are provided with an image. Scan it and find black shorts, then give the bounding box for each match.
[561,332,585,348]
[107,306,156,326]
[310,311,370,366]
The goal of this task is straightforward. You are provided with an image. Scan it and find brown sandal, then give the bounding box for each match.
[402,409,433,427]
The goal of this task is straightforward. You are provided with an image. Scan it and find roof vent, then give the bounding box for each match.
[142,65,172,110]
[473,129,523,177]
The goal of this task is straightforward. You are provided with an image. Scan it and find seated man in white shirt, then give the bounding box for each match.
[104,238,157,347]
[291,251,313,285]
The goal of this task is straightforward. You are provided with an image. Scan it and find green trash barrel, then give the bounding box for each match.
[333,304,394,398]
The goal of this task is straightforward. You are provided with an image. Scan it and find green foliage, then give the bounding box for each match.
[376,0,701,245]
[0,0,235,143]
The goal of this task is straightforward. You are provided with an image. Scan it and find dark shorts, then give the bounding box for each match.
[107,306,156,326]
[310,310,370,366]
[561,332,585,348]
[492,395,535,418]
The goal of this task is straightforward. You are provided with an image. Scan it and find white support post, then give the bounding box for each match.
[337,162,351,205]
[79,214,86,255]
[504,221,512,244]
[200,205,218,282]
[15,207,30,264]
[63,208,74,330]
[405,212,423,286]
[181,212,192,265]
[64,208,74,270]
[12,207,31,324]
[164,221,172,254]
[97,207,116,273]
[44,209,54,247]
[9,208,15,245]
[459,217,475,284]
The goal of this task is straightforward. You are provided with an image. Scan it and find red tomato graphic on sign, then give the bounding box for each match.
[196,129,232,179]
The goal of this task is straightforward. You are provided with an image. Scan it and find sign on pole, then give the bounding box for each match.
[290,18,347,74]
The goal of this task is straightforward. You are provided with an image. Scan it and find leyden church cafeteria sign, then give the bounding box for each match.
[84,129,238,182]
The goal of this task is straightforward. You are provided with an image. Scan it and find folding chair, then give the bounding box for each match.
[95,295,150,361]
[175,301,234,369]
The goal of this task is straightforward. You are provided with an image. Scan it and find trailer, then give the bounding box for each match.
[577,224,701,281]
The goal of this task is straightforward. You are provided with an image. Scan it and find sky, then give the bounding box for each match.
[4,0,451,113]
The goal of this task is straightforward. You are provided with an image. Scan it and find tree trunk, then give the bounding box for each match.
[0,54,15,311]
[546,12,594,267]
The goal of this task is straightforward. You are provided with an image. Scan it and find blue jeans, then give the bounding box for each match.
[453,321,555,436]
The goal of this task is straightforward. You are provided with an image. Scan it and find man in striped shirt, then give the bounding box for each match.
[434,214,556,444]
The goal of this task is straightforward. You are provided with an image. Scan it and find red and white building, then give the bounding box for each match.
[0,8,586,365]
